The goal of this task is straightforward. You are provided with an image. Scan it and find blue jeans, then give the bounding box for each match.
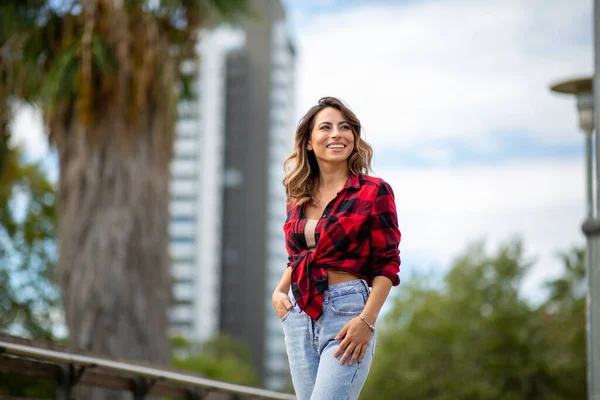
[281,279,376,400]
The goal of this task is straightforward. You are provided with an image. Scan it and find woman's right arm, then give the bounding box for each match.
[272,267,293,319]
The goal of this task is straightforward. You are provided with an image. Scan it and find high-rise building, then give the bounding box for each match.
[168,0,295,390]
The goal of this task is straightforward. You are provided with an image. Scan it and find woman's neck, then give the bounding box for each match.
[317,165,350,191]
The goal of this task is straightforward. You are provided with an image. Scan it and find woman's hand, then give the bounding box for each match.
[333,316,373,366]
[272,290,293,319]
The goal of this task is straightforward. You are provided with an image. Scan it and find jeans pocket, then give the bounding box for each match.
[280,291,297,322]
[280,306,293,322]
[329,292,367,315]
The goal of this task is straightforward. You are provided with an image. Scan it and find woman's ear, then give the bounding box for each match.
[307,142,313,151]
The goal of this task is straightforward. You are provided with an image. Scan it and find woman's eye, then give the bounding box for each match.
[341,125,350,130]
[320,126,330,130]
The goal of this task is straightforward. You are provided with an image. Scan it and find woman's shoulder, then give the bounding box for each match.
[356,175,396,203]
[285,198,304,217]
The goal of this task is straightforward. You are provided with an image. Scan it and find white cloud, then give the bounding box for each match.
[378,158,585,301]
[293,0,592,151]
[288,0,591,299]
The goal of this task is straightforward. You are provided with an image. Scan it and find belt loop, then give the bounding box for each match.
[361,279,369,293]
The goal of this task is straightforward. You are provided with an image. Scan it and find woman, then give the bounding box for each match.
[272,97,401,400]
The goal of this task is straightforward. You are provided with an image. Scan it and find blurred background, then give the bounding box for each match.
[0,0,593,398]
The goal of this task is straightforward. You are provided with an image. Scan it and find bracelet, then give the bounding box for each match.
[359,315,376,332]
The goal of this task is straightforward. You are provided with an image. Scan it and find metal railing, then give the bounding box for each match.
[0,334,295,399]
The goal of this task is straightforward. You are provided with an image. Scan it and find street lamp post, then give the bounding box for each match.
[551,79,594,216]
[551,77,598,400]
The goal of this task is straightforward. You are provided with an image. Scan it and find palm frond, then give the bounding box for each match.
[91,34,112,76]
[2,0,250,132]
[39,41,79,119]
[207,0,254,23]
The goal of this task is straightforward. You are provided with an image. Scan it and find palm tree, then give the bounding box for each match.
[1,1,246,397]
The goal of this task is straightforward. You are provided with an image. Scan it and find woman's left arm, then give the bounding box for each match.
[334,180,401,366]
[333,276,393,366]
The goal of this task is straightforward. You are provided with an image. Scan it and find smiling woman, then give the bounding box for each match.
[307,107,355,164]
[282,97,373,206]
[273,97,401,400]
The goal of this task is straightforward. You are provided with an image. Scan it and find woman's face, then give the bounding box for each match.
[307,107,355,168]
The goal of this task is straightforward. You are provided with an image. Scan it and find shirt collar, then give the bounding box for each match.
[344,172,361,191]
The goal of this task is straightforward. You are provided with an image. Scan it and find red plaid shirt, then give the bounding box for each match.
[284,173,401,320]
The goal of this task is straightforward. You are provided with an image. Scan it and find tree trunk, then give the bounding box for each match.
[53,103,173,399]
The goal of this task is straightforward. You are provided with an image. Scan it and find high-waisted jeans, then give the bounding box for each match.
[281,279,376,400]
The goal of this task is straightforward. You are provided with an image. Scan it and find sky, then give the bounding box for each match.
[10,0,594,303]
[281,0,593,301]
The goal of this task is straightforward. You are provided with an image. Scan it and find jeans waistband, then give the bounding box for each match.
[287,279,369,305]
[325,279,369,298]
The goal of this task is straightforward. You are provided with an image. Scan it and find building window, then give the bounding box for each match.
[171,237,195,244]
[172,216,196,224]
[171,194,197,202]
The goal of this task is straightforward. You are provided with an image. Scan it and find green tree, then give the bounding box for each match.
[537,247,586,398]
[171,335,259,386]
[0,144,58,341]
[363,240,586,400]
[1,2,246,398]
[0,138,59,398]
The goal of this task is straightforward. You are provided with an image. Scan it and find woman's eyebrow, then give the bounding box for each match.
[318,120,348,126]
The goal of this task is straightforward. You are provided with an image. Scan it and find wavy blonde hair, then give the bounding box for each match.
[283,97,373,205]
